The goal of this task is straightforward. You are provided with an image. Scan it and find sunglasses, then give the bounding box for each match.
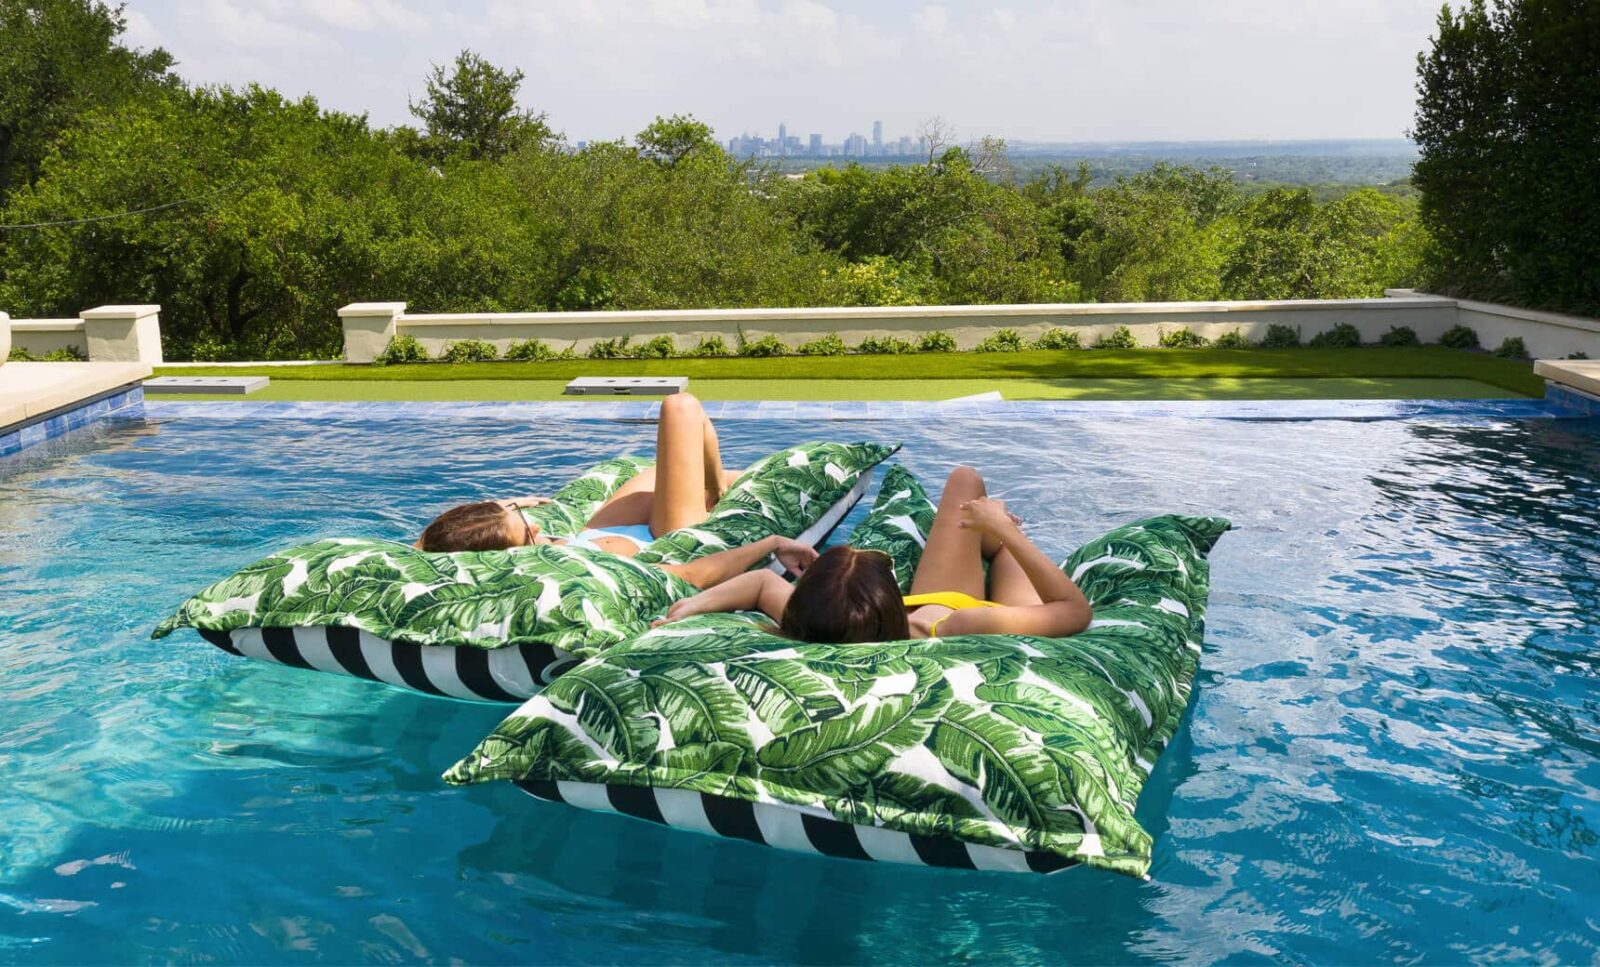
[501,502,538,546]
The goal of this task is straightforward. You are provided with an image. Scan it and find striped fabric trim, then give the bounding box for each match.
[197,626,575,702]
[516,780,1080,875]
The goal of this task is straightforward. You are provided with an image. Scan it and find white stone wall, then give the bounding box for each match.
[350,296,1479,362]
[7,306,165,363]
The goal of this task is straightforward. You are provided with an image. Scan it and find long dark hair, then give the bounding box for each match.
[419,501,515,552]
[779,546,909,643]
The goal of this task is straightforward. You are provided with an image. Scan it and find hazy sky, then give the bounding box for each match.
[121,0,1447,144]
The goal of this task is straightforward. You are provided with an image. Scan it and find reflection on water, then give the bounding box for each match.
[0,413,1597,963]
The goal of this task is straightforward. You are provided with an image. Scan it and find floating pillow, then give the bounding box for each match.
[153,540,696,700]
[153,444,896,702]
[443,513,1230,878]
[633,441,898,566]
[842,465,937,592]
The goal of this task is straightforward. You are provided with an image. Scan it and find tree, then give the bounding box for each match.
[408,50,552,163]
[0,86,454,358]
[1412,0,1600,315]
[1061,165,1239,302]
[1223,188,1425,299]
[636,114,717,166]
[0,0,175,199]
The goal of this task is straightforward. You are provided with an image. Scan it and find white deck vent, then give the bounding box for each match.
[564,376,687,396]
[145,376,269,395]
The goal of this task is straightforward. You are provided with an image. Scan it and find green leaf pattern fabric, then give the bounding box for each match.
[445,513,1230,878]
[844,465,937,591]
[633,441,898,566]
[521,455,654,538]
[153,539,697,654]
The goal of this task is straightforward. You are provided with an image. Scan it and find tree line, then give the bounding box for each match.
[0,0,1442,360]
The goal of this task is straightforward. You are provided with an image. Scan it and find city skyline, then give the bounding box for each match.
[726,120,925,158]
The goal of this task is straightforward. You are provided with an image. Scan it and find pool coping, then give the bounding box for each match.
[136,386,1591,422]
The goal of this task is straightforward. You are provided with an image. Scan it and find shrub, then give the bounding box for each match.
[587,337,632,359]
[635,335,676,358]
[440,338,500,363]
[1308,323,1363,348]
[856,335,918,355]
[1439,324,1480,349]
[7,346,37,361]
[1093,325,1139,350]
[1158,326,1209,349]
[373,334,429,366]
[797,333,848,356]
[687,335,732,357]
[1032,327,1083,350]
[916,330,958,353]
[975,328,1026,353]
[1212,328,1251,349]
[1380,326,1420,347]
[1495,336,1528,359]
[505,339,556,362]
[1261,324,1301,349]
[740,334,789,357]
[42,345,89,361]
[1566,351,1590,360]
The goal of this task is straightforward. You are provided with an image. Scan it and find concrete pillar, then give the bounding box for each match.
[339,302,407,363]
[80,305,164,363]
[0,312,10,368]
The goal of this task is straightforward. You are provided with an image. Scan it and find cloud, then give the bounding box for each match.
[126,0,1447,142]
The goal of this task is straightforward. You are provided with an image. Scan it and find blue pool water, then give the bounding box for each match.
[1,406,1597,963]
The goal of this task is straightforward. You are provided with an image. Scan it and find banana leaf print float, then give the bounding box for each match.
[153,443,897,701]
[445,512,1230,879]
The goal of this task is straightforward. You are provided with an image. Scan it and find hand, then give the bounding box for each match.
[772,537,818,575]
[652,596,705,628]
[958,497,1022,535]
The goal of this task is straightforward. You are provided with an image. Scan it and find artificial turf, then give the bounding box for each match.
[156,347,1544,397]
[157,376,1519,402]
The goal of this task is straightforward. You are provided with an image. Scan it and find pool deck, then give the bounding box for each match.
[0,362,149,456]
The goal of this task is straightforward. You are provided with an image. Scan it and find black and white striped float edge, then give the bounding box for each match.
[195,472,875,702]
[517,779,1079,874]
[199,625,575,702]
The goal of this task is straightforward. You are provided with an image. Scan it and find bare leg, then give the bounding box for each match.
[649,393,716,537]
[986,546,1044,607]
[585,468,655,528]
[701,410,729,508]
[908,466,988,599]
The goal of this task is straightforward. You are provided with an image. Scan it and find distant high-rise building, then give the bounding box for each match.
[845,133,867,157]
[809,133,822,154]
[872,120,883,154]
[778,122,787,157]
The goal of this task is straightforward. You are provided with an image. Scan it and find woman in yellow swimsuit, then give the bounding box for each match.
[657,465,1093,642]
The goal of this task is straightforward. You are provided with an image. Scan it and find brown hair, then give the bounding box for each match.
[419,501,517,552]
[779,546,909,644]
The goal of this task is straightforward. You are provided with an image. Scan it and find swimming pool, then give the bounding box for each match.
[2,405,1596,962]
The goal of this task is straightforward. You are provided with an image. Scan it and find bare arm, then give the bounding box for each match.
[939,499,1092,638]
[659,536,816,590]
[654,570,794,626]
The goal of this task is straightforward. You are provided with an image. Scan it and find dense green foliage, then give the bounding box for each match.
[0,4,1432,360]
[1413,0,1600,316]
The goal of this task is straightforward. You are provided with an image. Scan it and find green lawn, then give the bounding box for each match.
[159,376,1517,402]
[157,347,1544,397]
